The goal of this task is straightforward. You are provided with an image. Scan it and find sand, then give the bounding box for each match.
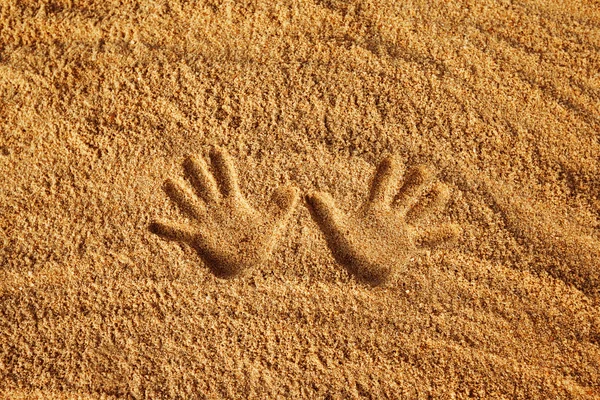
[1,0,600,398]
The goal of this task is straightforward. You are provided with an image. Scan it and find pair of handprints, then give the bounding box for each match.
[150,148,459,284]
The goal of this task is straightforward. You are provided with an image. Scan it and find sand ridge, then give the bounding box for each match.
[1,0,600,398]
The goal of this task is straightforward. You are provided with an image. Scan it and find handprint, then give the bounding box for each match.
[150,147,299,278]
[307,156,460,284]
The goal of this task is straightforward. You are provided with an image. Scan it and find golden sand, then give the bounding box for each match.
[1,0,599,397]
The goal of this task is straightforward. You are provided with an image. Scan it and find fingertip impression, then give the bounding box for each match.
[416,224,461,249]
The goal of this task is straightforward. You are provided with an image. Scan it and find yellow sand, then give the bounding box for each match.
[1,0,599,397]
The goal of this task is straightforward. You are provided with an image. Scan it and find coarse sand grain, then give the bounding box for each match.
[1,0,600,398]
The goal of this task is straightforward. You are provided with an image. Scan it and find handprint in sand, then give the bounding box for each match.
[307,157,460,284]
[150,147,299,278]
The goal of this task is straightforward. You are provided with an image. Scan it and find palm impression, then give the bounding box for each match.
[150,147,299,278]
[307,156,460,284]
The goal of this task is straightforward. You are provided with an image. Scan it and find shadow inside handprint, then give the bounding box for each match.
[150,147,299,278]
[307,156,460,285]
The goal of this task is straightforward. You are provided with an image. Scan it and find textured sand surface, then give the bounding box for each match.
[1,0,600,398]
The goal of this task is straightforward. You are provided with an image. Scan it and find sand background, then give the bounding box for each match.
[1,0,600,398]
